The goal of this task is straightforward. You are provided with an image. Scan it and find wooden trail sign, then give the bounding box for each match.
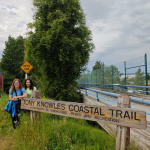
[116,94,131,150]
[21,61,33,74]
[21,98,147,129]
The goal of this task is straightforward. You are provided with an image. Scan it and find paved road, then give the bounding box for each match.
[81,89,150,150]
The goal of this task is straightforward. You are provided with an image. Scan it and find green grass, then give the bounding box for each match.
[0,93,13,135]
[0,94,141,150]
[12,113,116,150]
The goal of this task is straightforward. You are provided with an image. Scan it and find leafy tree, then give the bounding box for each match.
[25,0,94,101]
[133,68,145,85]
[0,35,25,92]
[90,63,121,85]
[104,65,121,84]
[92,61,104,71]
[91,61,104,84]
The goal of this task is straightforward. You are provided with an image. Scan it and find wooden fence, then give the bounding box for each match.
[21,91,147,150]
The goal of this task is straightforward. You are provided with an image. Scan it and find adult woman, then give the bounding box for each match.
[24,78,37,98]
[8,79,27,129]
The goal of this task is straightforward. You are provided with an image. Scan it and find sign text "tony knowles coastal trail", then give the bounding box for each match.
[21,99,146,129]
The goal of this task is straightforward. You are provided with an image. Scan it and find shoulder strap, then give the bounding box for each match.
[15,90,17,96]
[12,89,23,97]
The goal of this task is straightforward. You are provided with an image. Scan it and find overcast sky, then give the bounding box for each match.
[0,0,150,72]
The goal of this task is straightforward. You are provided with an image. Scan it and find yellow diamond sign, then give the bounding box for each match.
[21,61,33,74]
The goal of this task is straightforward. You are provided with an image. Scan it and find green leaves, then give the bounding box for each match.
[92,61,104,71]
[133,68,145,86]
[24,0,94,101]
[0,35,25,92]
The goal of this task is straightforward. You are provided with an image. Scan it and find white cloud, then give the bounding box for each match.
[80,0,150,72]
[0,0,150,73]
[0,0,34,56]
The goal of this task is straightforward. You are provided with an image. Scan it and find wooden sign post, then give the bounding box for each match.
[21,94,146,129]
[21,92,147,150]
[116,94,131,150]
[30,90,41,122]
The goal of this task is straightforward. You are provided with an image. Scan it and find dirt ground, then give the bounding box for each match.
[0,134,15,150]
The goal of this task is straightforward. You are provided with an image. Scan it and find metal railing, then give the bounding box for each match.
[79,83,150,94]
[80,87,150,115]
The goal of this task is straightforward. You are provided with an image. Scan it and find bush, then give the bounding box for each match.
[0,89,3,97]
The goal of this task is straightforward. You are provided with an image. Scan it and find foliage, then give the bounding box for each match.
[104,65,122,84]
[24,0,94,101]
[91,61,104,84]
[133,68,145,86]
[0,35,25,93]
[91,68,104,84]
[14,114,116,150]
[0,89,3,97]
[91,65,121,84]
[0,93,12,135]
[92,61,104,71]
[78,64,122,87]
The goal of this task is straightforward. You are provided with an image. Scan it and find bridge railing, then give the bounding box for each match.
[78,83,150,94]
[80,87,150,116]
